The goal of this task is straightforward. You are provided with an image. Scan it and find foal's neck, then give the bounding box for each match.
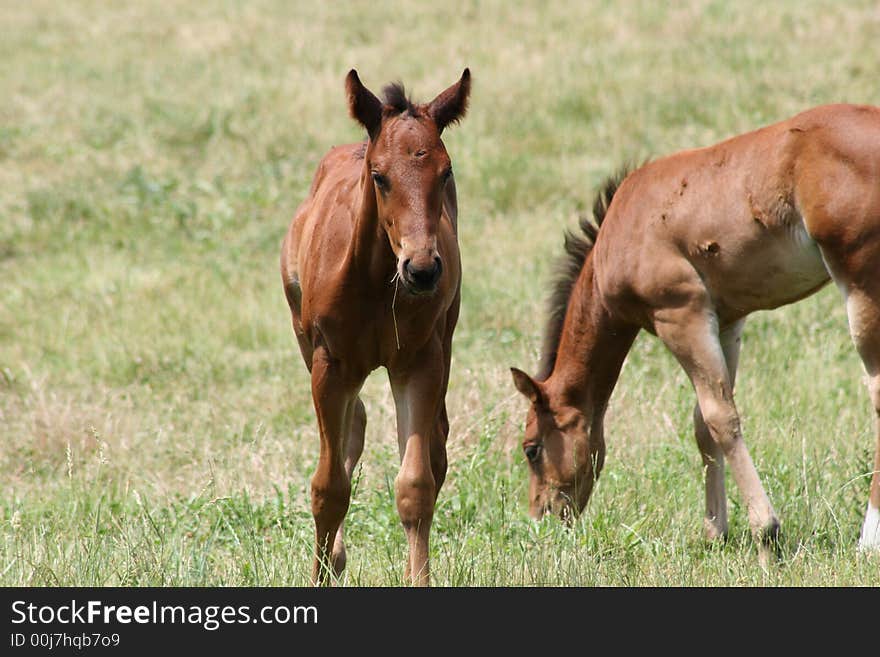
[547,254,638,416]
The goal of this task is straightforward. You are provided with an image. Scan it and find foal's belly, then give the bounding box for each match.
[703,221,831,322]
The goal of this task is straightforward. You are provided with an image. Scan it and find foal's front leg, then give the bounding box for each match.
[656,306,779,566]
[309,345,360,585]
[389,336,445,586]
[693,319,744,542]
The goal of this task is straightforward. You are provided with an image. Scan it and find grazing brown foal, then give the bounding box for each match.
[281,69,470,585]
[511,104,880,563]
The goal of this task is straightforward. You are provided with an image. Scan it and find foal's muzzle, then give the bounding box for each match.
[531,487,583,526]
[402,256,442,294]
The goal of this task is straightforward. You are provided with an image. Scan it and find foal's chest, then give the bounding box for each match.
[309,284,449,372]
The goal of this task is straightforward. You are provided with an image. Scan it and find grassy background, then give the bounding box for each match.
[2,0,879,585]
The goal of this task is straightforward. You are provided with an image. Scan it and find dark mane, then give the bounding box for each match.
[382,82,420,118]
[536,167,631,381]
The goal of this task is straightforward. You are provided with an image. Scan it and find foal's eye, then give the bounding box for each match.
[371,172,390,192]
[523,443,542,464]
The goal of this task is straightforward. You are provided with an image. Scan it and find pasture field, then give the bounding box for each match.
[2,0,880,586]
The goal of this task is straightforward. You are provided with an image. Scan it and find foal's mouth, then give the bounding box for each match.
[396,252,443,297]
[401,280,439,297]
[397,264,442,296]
[390,271,438,303]
[533,489,580,526]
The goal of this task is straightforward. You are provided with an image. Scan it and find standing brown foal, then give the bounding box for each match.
[511,104,880,563]
[281,69,470,585]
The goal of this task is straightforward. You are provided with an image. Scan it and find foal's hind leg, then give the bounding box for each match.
[840,288,880,550]
[430,306,456,498]
[656,304,779,565]
[814,233,880,550]
[431,402,450,497]
[693,319,745,542]
[330,396,367,572]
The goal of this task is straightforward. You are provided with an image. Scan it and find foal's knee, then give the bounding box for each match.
[693,405,720,454]
[395,471,436,528]
[699,401,741,452]
[311,475,351,526]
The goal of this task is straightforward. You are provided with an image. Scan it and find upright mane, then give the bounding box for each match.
[352,83,422,157]
[536,167,631,381]
[382,82,420,118]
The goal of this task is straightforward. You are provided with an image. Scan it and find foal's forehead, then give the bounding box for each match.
[376,114,444,158]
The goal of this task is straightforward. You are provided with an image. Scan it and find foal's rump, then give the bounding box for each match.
[792,104,880,287]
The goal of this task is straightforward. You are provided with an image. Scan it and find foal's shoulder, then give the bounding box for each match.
[308,142,368,194]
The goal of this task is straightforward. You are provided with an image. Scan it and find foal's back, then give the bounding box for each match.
[594,103,880,329]
[281,143,364,304]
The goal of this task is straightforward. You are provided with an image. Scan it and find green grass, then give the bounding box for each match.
[2,0,879,586]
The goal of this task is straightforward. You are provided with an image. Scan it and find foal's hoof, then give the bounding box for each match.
[311,545,347,586]
[757,543,779,570]
[702,518,728,543]
[331,546,347,576]
[756,521,782,569]
[857,536,880,553]
[858,506,880,552]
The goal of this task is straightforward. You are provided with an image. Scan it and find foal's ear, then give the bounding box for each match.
[510,367,544,407]
[428,68,471,133]
[345,69,383,140]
